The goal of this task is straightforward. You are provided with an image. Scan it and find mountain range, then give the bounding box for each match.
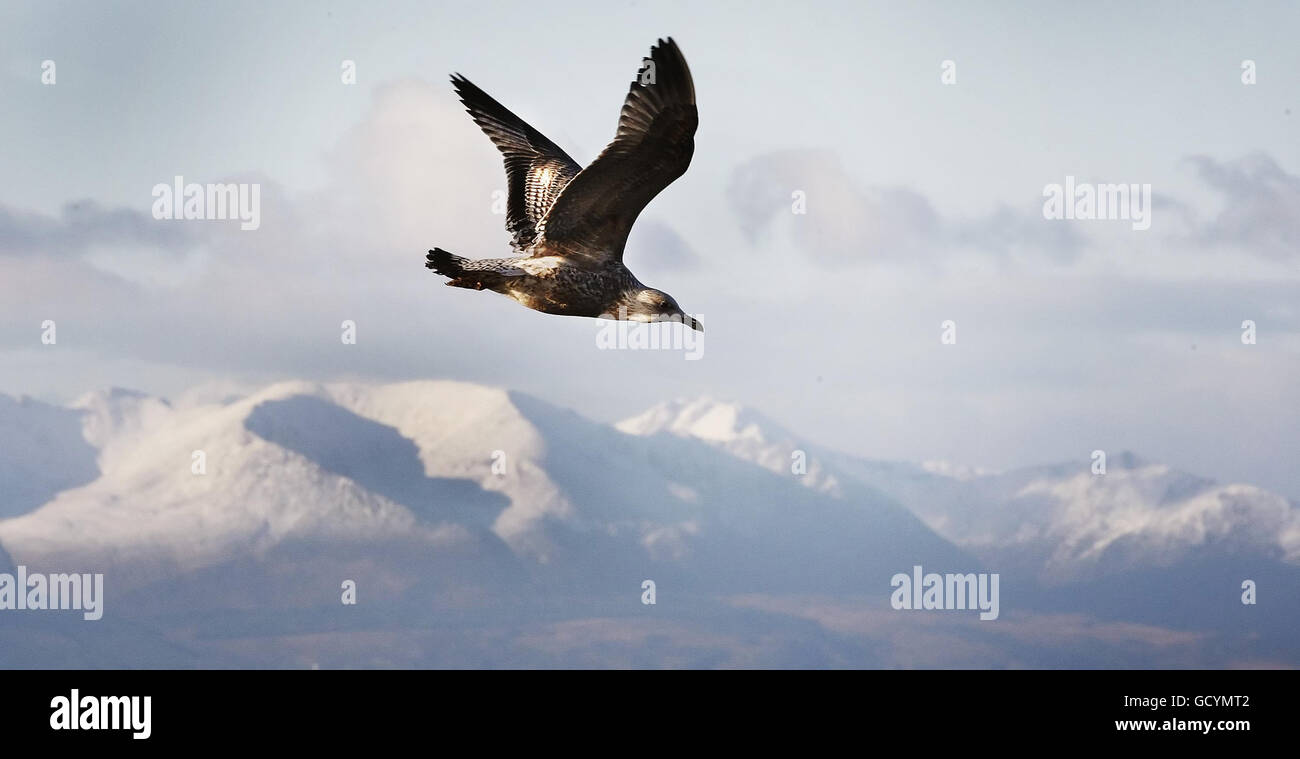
[1,381,1295,667]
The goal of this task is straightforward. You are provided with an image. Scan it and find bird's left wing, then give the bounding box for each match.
[452,74,584,252]
[537,38,697,265]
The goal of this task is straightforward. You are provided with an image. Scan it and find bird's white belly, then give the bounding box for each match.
[516,257,564,276]
[505,288,542,309]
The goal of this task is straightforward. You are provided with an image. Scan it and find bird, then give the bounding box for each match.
[425,37,702,332]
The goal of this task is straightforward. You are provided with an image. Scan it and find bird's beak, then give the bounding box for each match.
[684,315,704,332]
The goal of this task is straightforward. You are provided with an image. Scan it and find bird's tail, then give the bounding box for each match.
[425,248,468,279]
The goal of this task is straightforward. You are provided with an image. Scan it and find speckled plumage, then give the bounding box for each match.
[424,38,703,331]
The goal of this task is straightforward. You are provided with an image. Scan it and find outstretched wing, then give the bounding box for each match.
[537,37,697,265]
[452,74,583,251]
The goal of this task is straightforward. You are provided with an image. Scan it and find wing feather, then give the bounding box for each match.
[537,38,697,265]
[451,74,583,251]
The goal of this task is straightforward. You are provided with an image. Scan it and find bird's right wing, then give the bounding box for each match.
[537,38,697,266]
[451,74,583,252]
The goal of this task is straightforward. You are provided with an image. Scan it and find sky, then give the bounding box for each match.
[1,0,1298,498]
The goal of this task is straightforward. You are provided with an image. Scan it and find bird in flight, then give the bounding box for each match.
[426,37,702,331]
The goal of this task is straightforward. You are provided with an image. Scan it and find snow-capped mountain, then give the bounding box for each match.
[12,385,1283,588]
[617,397,843,495]
[871,452,1300,583]
[0,382,967,593]
[2,383,1296,667]
[619,399,1300,584]
[0,383,442,577]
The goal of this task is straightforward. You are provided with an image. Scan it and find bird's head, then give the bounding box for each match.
[624,288,704,332]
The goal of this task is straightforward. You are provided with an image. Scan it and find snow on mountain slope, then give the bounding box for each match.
[618,397,842,495]
[72,387,175,451]
[0,382,972,593]
[523,390,972,581]
[910,455,1300,582]
[315,382,972,584]
[316,381,574,560]
[7,386,1293,590]
[4,383,1296,667]
[619,400,1300,583]
[0,382,472,575]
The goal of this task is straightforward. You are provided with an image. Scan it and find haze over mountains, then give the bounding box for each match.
[1,381,1295,667]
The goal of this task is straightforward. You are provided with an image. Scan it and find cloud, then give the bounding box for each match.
[625,219,700,273]
[727,150,938,261]
[726,149,1083,266]
[727,149,1300,268]
[1183,152,1300,259]
[0,79,706,403]
[0,199,194,258]
[949,203,1086,263]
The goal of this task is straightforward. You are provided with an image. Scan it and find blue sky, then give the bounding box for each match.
[1,0,1298,497]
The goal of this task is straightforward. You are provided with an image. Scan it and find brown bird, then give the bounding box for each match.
[425,37,702,331]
